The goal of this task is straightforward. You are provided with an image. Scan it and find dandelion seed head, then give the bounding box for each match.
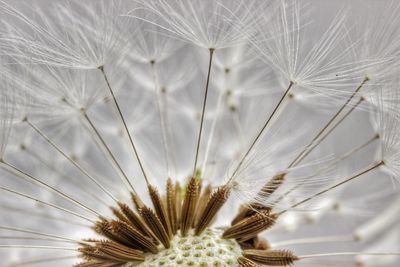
[0,0,399,266]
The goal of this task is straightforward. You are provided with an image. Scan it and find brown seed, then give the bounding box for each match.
[74,260,122,267]
[237,256,261,267]
[231,204,272,226]
[258,173,286,199]
[94,219,131,247]
[194,184,212,227]
[139,205,171,248]
[239,236,271,250]
[148,184,172,238]
[166,178,178,234]
[110,220,158,253]
[131,191,144,210]
[231,173,285,225]
[117,202,158,243]
[180,176,200,236]
[110,207,130,225]
[195,185,230,235]
[96,240,145,262]
[242,249,299,266]
[223,211,278,241]
[175,181,182,229]
[79,240,144,262]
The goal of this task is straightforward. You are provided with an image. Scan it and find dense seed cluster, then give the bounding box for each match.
[75,177,297,266]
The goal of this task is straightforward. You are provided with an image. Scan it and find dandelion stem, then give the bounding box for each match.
[272,234,353,247]
[98,65,149,185]
[289,77,369,168]
[0,160,101,217]
[0,186,95,223]
[275,133,379,203]
[193,48,215,176]
[150,61,171,175]
[279,161,384,215]
[21,146,110,207]
[9,256,77,267]
[330,133,379,164]
[61,99,133,193]
[25,119,118,203]
[228,81,294,182]
[293,97,365,167]
[0,245,77,251]
[63,99,136,193]
[201,68,231,175]
[0,236,74,242]
[0,226,89,245]
[56,66,140,196]
[299,252,400,259]
[82,112,137,194]
[0,204,90,228]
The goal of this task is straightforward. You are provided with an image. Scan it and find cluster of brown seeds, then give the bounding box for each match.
[76,175,299,266]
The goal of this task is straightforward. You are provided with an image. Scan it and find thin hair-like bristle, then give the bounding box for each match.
[180,176,200,236]
[195,185,230,235]
[242,249,299,266]
[223,210,277,241]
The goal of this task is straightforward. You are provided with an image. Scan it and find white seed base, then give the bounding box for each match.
[124,228,241,267]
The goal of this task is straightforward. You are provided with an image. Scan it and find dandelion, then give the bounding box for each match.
[0,1,400,267]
